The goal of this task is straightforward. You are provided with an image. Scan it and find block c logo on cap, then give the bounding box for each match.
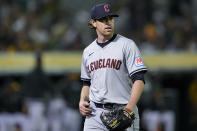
[104,4,110,12]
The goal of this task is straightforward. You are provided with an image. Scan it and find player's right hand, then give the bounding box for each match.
[79,99,92,116]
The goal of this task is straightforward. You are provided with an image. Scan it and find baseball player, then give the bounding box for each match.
[79,3,147,131]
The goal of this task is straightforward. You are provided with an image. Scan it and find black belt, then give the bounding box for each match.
[94,102,125,110]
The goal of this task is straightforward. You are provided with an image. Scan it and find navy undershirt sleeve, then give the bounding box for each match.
[131,71,146,84]
[83,80,91,86]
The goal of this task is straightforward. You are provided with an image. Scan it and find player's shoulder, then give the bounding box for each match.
[84,39,97,51]
[82,39,97,56]
[117,34,136,46]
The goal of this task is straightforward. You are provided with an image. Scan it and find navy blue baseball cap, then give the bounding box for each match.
[91,3,119,20]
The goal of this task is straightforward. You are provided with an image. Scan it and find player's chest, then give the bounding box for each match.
[87,46,124,64]
[85,45,125,73]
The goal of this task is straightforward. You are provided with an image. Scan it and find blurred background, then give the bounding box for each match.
[0,0,197,131]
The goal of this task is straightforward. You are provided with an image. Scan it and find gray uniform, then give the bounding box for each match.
[81,34,147,131]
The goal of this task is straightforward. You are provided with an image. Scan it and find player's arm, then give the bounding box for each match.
[80,51,92,116]
[125,80,144,112]
[79,83,92,116]
[124,71,145,112]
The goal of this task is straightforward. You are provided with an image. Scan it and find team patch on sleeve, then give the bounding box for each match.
[134,56,144,67]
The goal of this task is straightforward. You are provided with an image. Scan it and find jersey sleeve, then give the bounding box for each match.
[80,51,91,81]
[124,40,147,77]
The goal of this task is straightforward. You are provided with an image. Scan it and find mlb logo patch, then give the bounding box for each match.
[135,56,144,67]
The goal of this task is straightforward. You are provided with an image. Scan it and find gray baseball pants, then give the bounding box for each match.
[83,101,140,131]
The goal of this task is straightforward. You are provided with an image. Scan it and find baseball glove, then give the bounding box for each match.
[100,108,135,131]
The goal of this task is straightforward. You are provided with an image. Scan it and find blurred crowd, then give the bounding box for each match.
[122,0,197,53]
[0,0,197,53]
[0,0,88,52]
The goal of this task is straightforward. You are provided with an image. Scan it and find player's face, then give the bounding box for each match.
[92,16,114,38]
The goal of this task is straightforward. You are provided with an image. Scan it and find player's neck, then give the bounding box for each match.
[97,34,114,43]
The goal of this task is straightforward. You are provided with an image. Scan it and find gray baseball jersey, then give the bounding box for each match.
[81,34,147,104]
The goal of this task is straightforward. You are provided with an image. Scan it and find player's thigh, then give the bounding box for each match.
[83,115,107,131]
[84,126,106,131]
[83,121,107,131]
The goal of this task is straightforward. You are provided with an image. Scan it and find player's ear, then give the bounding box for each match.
[90,19,96,28]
